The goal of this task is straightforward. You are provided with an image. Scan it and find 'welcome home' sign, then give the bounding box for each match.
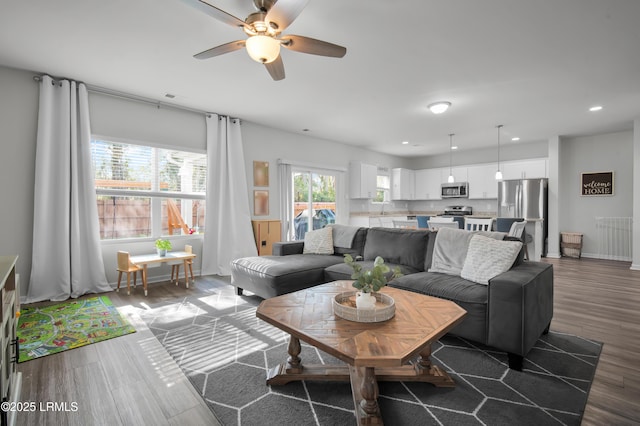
[581,171,614,196]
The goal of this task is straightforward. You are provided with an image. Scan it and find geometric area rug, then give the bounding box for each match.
[17,295,136,363]
[142,289,602,426]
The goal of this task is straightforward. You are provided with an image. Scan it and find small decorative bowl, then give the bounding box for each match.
[332,291,395,323]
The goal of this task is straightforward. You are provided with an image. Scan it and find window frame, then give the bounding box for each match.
[91,135,207,243]
[372,166,391,204]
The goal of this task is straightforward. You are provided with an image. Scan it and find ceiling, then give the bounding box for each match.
[1,0,640,157]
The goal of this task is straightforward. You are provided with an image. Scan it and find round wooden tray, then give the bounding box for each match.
[332,291,395,323]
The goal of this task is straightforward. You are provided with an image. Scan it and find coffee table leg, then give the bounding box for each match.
[415,345,432,372]
[349,366,382,425]
[360,367,379,416]
[286,336,302,374]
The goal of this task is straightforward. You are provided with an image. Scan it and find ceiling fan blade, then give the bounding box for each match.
[194,40,246,59]
[281,35,346,58]
[265,55,285,81]
[182,0,248,28]
[265,0,310,31]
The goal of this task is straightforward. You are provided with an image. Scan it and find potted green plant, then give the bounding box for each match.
[155,238,172,257]
[343,254,402,309]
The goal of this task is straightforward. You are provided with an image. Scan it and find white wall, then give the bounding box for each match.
[405,140,549,170]
[0,66,39,292]
[558,131,634,258]
[241,121,411,220]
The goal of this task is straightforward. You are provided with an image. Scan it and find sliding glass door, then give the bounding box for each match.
[292,168,337,240]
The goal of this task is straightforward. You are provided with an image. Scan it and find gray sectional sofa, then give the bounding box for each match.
[231,226,553,370]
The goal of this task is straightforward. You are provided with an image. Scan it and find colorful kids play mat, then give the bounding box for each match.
[17,295,136,362]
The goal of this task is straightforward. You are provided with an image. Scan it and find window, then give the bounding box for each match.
[90,138,206,240]
[292,169,337,240]
[373,167,390,203]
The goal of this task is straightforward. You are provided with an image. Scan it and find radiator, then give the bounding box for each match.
[595,217,633,261]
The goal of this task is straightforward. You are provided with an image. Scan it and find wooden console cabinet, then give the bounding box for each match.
[252,220,281,256]
[0,256,21,426]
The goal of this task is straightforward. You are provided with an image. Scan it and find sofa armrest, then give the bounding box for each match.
[487,262,554,357]
[272,241,305,256]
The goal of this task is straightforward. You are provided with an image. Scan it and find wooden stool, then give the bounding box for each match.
[116,251,144,295]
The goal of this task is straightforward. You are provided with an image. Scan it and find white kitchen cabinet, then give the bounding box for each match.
[440,166,468,184]
[349,162,377,199]
[414,168,442,200]
[501,159,547,180]
[467,163,498,199]
[391,168,415,200]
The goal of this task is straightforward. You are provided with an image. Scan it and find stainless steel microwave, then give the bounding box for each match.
[441,182,469,198]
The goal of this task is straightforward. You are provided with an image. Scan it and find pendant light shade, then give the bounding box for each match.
[448,133,455,183]
[495,125,503,180]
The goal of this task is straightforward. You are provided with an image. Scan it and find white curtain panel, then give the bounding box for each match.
[201,114,257,276]
[278,162,293,240]
[27,75,110,302]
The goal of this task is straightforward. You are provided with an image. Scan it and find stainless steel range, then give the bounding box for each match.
[441,205,473,216]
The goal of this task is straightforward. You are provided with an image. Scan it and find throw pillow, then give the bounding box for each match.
[428,227,506,276]
[461,234,523,285]
[303,227,334,255]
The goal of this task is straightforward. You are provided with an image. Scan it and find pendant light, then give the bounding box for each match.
[447,133,455,183]
[495,125,503,180]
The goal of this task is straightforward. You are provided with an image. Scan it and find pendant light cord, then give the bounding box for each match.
[497,125,503,168]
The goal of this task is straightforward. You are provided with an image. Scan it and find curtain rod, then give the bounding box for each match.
[33,74,231,119]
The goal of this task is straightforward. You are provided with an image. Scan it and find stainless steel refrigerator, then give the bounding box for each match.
[498,178,548,255]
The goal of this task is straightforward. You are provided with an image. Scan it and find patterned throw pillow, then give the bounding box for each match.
[303,227,334,255]
[461,234,522,285]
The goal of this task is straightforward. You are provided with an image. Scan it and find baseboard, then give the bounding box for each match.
[581,252,632,262]
[546,252,561,259]
[631,263,640,271]
[108,268,202,289]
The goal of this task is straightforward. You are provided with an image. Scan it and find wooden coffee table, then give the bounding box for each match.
[256,280,467,425]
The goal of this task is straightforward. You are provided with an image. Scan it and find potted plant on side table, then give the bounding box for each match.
[343,254,402,309]
[155,238,172,257]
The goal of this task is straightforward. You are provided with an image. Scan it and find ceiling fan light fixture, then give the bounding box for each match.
[428,101,451,114]
[246,35,281,63]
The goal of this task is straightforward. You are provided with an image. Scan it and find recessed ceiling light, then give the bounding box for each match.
[427,101,451,114]
[589,105,603,112]
[511,137,520,141]
[402,141,409,145]
[451,146,458,150]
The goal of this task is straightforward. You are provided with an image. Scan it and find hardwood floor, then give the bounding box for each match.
[541,257,640,425]
[17,278,227,426]
[16,258,640,425]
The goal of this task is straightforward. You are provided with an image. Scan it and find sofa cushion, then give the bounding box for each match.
[428,228,506,276]
[231,254,343,298]
[324,261,420,282]
[389,271,489,342]
[332,227,368,258]
[363,228,430,271]
[303,227,334,254]
[461,235,523,284]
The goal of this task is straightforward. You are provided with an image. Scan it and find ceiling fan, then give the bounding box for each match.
[183,0,347,81]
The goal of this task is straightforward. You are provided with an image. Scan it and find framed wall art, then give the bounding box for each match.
[254,190,269,216]
[253,161,269,187]
[581,171,614,196]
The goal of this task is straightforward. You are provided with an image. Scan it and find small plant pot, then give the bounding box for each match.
[157,249,167,257]
[355,291,376,310]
